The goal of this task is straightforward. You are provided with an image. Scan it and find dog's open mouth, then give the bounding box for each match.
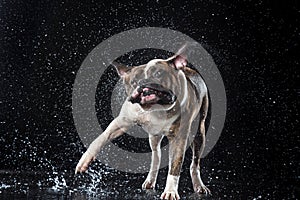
[129,83,177,105]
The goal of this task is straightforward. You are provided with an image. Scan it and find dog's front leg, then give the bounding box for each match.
[142,135,164,190]
[160,132,188,200]
[75,117,130,173]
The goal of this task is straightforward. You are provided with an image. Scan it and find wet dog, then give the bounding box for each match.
[75,46,210,199]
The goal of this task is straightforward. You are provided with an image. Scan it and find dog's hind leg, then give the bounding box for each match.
[142,135,164,190]
[190,95,211,195]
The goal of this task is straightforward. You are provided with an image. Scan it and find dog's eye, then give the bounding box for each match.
[154,70,163,78]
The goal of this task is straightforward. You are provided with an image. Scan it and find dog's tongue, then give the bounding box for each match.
[140,88,156,104]
[131,87,147,98]
[129,85,176,105]
[130,87,157,104]
[140,94,156,104]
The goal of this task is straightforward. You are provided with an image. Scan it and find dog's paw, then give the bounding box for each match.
[160,191,180,200]
[194,184,211,195]
[142,179,155,190]
[75,151,96,174]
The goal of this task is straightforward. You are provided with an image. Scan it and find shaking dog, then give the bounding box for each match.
[75,46,210,199]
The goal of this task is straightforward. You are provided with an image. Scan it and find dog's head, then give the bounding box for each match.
[113,49,194,108]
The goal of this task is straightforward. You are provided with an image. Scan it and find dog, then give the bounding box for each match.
[75,45,210,199]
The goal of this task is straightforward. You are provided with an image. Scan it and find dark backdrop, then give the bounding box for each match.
[0,0,299,199]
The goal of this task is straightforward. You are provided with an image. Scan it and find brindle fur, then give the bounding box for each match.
[75,54,210,200]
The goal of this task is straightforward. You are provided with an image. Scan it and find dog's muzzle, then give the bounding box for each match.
[129,83,177,105]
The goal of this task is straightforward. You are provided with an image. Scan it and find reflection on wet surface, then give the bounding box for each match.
[0,169,298,199]
[0,170,226,199]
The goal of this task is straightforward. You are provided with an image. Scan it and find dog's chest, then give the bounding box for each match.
[120,101,176,135]
[130,105,171,135]
[135,110,172,135]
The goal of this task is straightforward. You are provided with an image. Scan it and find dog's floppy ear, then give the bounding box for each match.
[169,55,187,70]
[111,61,133,77]
[167,44,188,70]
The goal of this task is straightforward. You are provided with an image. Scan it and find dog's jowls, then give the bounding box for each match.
[75,46,210,199]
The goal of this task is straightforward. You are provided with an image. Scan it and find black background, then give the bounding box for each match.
[0,0,299,199]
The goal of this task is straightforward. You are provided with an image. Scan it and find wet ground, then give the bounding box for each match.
[0,162,298,200]
[0,170,267,200]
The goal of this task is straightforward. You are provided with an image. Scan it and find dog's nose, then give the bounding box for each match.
[138,79,151,86]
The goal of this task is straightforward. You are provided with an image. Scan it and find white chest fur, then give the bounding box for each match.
[119,101,177,136]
